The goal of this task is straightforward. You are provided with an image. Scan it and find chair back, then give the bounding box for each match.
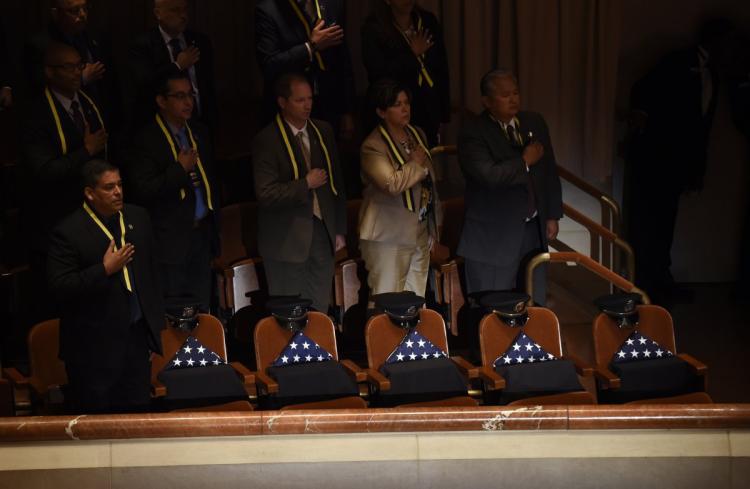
[27,319,67,394]
[593,304,677,367]
[365,309,448,370]
[479,307,563,367]
[216,201,259,267]
[254,311,340,370]
[440,197,464,255]
[151,313,228,383]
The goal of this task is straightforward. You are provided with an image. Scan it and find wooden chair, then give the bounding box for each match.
[364,308,478,407]
[429,197,465,336]
[254,311,367,409]
[593,305,711,404]
[214,202,266,316]
[478,308,595,405]
[151,313,255,411]
[2,319,67,414]
[334,199,364,329]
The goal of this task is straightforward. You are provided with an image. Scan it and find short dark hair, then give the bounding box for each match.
[275,73,310,99]
[480,69,517,97]
[157,72,192,97]
[81,159,118,190]
[43,41,80,66]
[367,78,411,113]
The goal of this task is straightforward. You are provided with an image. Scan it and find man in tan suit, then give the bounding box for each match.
[359,79,442,298]
[252,73,346,313]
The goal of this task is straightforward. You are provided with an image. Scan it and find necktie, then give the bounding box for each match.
[297,131,322,219]
[69,100,85,133]
[168,38,183,62]
[506,123,537,219]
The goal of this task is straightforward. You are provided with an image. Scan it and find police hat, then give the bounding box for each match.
[373,291,425,329]
[479,291,530,327]
[266,296,312,331]
[594,293,642,328]
[165,296,201,331]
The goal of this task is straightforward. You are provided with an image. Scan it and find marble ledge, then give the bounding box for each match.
[1,404,749,443]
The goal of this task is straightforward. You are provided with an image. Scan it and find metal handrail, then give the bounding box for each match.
[559,203,635,282]
[556,165,621,235]
[525,252,650,306]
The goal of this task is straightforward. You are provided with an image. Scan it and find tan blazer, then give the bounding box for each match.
[358,126,442,246]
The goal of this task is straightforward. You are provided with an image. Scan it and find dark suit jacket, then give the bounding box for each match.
[0,22,10,89]
[125,118,219,264]
[457,110,562,267]
[48,204,164,367]
[21,91,106,253]
[629,47,719,189]
[361,8,450,143]
[255,0,355,124]
[252,117,346,262]
[23,24,116,120]
[127,28,217,131]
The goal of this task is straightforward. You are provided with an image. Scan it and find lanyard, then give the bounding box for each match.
[275,113,338,196]
[377,124,432,212]
[83,202,132,292]
[45,87,106,156]
[395,13,434,88]
[154,113,214,210]
[287,0,326,71]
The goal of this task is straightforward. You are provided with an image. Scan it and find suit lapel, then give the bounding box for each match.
[152,28,172,66]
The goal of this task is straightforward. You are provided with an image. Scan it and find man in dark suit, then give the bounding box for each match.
[48,159,164,413]
[22,42,107,319]
[255,0,355,138]
[458,70,562,305]
[23,0,113,115]
[626,19,732,304]
[253,73,346,313]
[125,72,218,311]
[127,0,216,134]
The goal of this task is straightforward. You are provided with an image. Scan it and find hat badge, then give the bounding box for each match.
[514,301,525,313]
[625,299,635,313]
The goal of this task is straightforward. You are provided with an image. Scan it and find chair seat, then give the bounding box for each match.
[377,357,469,407]
[264,361,360,409]
[397,396,479,408]
[508,390,596,406]
[172,400,254,412]
[280,396,367,410]
[626,392,713,405]
[601,356,704,404]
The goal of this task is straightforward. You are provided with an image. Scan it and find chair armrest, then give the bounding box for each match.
[230,362,256,399]
[2,367,29,387]
[255,370,279,394]
[430,242,451,265]
[339,359,367,382]
[593,366,621,389]
[151,379,167,397]
[564,353,594,376]
[478,365,506,390]
[450,356,479,379]
[365,368,391,391]
[678,353,708,375]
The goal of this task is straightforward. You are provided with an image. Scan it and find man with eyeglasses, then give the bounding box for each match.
[127,0,216,134]
[24,0,113,109]
[21,42,108,321]
[125,72,218,312]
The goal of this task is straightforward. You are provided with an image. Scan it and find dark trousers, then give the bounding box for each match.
[158,223,213,311]
[64,320,152,414]
[628,175,682,303]
[464,218,547,305]
[263,218,334,314]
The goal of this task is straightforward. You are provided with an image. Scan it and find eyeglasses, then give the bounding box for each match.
[48,62,86,72]
[165,91,196,101]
